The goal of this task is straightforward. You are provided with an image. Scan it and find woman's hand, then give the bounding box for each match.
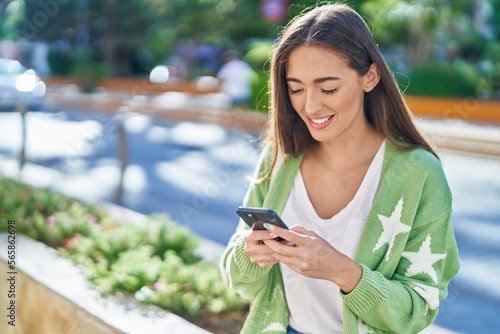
[244,227,294,267]
[263,224,363,293]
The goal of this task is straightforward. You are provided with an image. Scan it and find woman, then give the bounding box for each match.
[220,3,460,334]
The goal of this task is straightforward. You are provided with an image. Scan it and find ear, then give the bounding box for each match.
[363,63,381,93]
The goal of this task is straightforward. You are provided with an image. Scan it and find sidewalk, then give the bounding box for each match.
[44,84,500,158]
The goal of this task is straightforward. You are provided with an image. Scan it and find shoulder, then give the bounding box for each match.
[385,141,452,210]
[385,141,446,182]
[377,142,452,227]
[258,141,275,171]
[384,141,451,198]
[253,141,286,180]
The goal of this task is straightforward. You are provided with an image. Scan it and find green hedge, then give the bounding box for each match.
[401,62,482,98]
[0,176,248,331]
[244,41,272,112]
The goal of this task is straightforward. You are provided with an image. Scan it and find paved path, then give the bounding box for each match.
[0,108,499,333]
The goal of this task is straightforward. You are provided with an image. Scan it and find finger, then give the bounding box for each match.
[263,238,299,256]
[245,235,280,261]
[263,223,311,245]
[245,250,280,267]
[270,251,294,264]
[245,239,275,253]
[247,229,280,243]
[289,225,314,236]
[279,238,296,246]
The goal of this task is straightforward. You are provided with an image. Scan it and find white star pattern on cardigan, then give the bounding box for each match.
[262,322,287,332]
[411,281,440,311]
[357,318,376,334]
[261,284,287,333]
[402,235,446,284]
[373,198,411,261]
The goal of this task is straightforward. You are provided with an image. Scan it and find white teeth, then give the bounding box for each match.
[310,116,332,124]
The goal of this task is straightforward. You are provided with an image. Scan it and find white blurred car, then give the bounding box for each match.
[0,58,46,111]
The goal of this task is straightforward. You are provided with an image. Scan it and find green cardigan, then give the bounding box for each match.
[220,141,460,334]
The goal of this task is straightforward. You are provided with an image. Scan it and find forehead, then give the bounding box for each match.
[285,45,350,78]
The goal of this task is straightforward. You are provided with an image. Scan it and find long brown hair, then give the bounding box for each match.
[264,3,437,176]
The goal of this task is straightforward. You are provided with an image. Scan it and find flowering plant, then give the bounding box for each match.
[0,177,248,333]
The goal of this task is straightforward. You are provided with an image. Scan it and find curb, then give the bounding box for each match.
[416,118,500,158]
[0,234,211,334]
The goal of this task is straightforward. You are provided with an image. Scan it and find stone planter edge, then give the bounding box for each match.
[0,202,227,333]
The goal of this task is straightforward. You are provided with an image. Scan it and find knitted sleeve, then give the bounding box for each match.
[219,143,274,300]
[342,149,460,333]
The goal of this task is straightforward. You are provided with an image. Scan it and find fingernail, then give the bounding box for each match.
[269,233,278,238]
[263,223,274,231]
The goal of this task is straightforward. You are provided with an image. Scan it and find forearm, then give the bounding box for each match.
[329,253,363,294]
[220,227,272,299]
[342,264,437,333]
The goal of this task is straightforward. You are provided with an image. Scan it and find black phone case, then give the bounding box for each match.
[236,207,289,230]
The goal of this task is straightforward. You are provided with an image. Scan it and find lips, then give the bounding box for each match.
[308,114,335,129]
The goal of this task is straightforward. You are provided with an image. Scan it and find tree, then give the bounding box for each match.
[0,0,24,40]
[360,0,482,66]
[14,0,494,79]
[19,0,280,76]
[22,0,162,75]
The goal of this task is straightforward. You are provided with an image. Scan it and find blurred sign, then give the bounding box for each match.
[261,0,289,22]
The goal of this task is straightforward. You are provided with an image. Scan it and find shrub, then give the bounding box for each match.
[0,177,105,248]
[244,41,273,112]
[0,176,248,332]
[249,70,270,112]
[73,50,110,93]
[48,46,77,75]
[402,62,481,98]
[485,43,500,94]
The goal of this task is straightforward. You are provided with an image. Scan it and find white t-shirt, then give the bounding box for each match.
[280,141,385,334]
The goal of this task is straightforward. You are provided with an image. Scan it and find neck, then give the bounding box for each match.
[312,122,384,170]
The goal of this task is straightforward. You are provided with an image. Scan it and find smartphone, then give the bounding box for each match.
[236,207,289,231]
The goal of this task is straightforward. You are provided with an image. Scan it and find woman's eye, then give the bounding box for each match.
[289,88,303,95]
[321,88,338,94]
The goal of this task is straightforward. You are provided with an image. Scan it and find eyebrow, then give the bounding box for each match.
[286,76,340,84]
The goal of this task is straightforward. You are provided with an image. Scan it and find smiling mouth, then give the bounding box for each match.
[309,115,334,124]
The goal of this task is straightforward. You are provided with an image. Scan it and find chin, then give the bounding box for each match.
[308,131,337,143]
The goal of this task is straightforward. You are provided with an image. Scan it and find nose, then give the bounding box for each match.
[303,90,322,116]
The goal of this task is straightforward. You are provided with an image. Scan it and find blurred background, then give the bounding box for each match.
[0,0,499,103]
[0,1,499,334]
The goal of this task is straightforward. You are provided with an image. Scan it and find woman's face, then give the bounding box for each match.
[285,45,377,145]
